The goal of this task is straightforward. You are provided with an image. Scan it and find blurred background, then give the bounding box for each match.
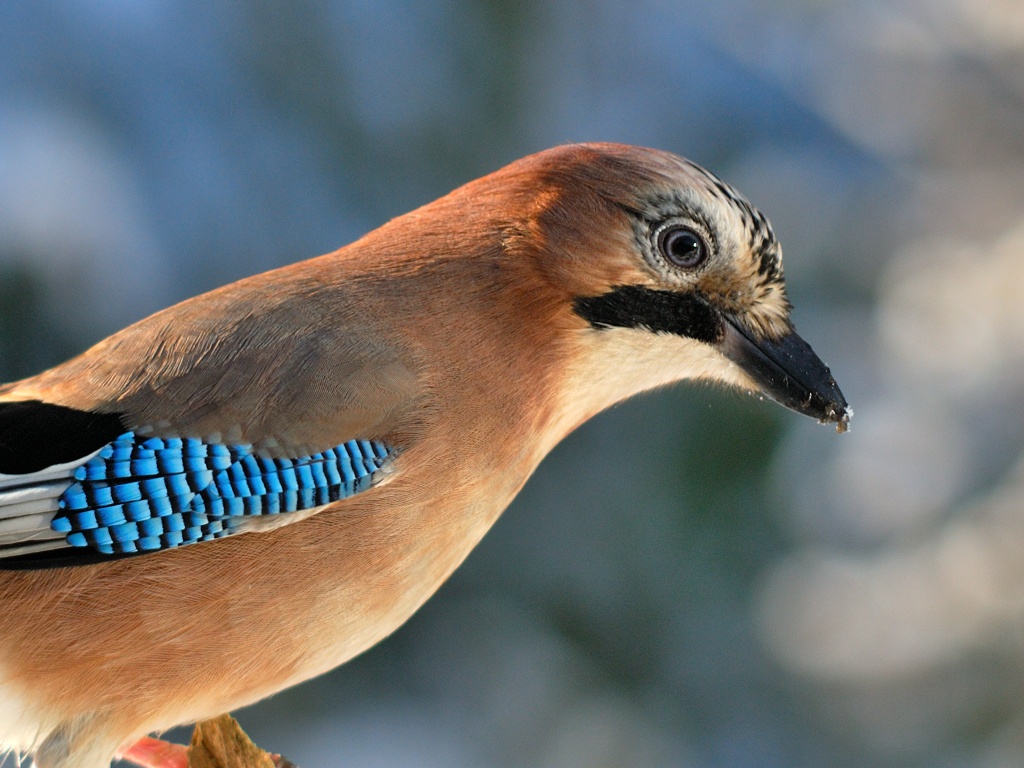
[2,1,1023,766]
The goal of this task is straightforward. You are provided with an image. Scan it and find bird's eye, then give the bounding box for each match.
[658,226,708,269]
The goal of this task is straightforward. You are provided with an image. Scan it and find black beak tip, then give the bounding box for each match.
[721,319,852,434]
[762,365,852,434]
[812,376,852,434]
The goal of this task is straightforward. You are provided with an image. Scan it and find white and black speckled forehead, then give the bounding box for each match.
[681,160,783,283]
[617,160,784,289]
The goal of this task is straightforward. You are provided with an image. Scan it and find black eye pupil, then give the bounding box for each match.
[659,227,706,268]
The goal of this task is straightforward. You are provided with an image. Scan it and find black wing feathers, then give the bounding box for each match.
[0,400,126,475]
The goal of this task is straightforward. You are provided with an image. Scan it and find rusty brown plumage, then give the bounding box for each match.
[0,144,848,768]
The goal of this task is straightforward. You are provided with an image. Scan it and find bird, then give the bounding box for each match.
[0,143,849,768]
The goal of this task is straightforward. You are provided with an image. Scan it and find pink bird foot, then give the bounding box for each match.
[119,736,189,768]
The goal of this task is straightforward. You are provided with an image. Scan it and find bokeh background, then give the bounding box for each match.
[2,1,1024,766]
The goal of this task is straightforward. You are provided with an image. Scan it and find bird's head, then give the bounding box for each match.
[499,143,850,434]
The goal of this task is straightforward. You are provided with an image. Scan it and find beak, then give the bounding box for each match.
[718,316,851,433]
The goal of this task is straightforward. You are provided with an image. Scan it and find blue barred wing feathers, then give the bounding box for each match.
[0,416,392,567]
[54,434,391,554]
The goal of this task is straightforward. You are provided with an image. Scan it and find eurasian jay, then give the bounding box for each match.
[0,143,849,768]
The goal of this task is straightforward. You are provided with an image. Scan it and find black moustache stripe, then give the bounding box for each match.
[573,285,723,345]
